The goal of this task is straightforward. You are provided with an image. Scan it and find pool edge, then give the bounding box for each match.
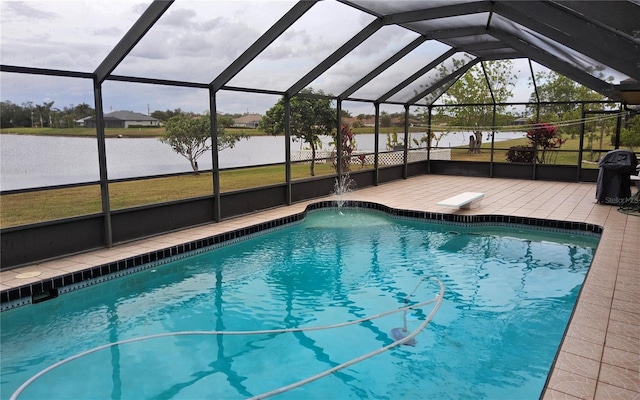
[1,200,603,312]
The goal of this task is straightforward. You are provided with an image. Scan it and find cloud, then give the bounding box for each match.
[1,1,146,71]
[160,8,198,28]
[1,37,105,71]
[1,73,94,109]
[93,26,124,37]
[2,1,57,20]
[114,4,265,82]
[260,29,314,60]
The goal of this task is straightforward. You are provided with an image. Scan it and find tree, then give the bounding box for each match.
[340,109,352,118]
[379,112,392,128]
[55,105,73,128]
[434,59,517,128]
[259,88,336,176]
[467,130,483,154]
[0,101,31,128]
[151,108,186,123]
[417,59,517,151]
[0,100,95,128]
[160,113,248,173]
[527,70,610,138]
[73,103,94,119]
[217,114,235,129]
[529,71,608,111]
[32,101,55,127]
[620,115,640,151]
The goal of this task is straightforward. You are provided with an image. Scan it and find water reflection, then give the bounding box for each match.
[0,132,525,191]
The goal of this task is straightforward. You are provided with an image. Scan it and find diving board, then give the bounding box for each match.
[437,192,485,210]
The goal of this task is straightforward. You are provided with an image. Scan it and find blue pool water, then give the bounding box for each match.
[0,209,599,399]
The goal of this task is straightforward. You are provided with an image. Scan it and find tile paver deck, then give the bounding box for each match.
[1,175,638,399]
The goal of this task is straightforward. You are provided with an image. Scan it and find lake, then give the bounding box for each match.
[0,131,525,191]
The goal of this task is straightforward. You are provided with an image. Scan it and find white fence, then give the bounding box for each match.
[291,149,451,165]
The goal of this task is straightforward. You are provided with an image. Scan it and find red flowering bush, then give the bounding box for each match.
[333,124,356,173]
[506,122,565,164]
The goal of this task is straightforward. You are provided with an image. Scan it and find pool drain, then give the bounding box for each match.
[390,275,431,346]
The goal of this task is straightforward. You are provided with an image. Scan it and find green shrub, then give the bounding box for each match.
[506,146,535,163]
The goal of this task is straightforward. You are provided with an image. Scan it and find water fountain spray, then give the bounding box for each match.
[332,173,357,210]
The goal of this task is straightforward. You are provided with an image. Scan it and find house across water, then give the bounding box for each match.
[82,110,160,129]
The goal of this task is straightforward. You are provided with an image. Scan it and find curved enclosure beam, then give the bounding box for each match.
[494,1,640,80]
[488,28,620,101]
[386,1,493,31]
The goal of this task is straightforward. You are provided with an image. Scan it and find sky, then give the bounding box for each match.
[1,0,540,117]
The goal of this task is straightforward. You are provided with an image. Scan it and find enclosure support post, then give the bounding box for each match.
[374,102,380,186]
[489,104,496,178]
[614,108,622,149]
[209,89,221,222]
[533,102,541,180]
[93,82,113,247]
[285,95,292,205]
[336,100,343,179]
[427,106,433,174]
[482,62,496,179]
[577,104,586,182]
[403,105,410,179]
[531,60,540,181]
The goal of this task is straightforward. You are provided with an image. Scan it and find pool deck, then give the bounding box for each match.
[1,175,638,399]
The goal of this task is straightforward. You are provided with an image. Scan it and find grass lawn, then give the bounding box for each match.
[449,136,615,168]
[0,164,338,228]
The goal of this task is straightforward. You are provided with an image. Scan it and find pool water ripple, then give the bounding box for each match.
[1,209,598,400]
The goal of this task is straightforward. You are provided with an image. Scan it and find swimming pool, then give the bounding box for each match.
[0,207,599,399]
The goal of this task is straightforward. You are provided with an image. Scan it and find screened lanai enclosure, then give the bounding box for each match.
[1,0,639,268]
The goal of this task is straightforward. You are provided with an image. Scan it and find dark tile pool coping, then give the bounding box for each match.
[0,200,603,311]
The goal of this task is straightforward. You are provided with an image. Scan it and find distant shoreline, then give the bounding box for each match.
[0,127,267,138]
[0,126,470,138]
